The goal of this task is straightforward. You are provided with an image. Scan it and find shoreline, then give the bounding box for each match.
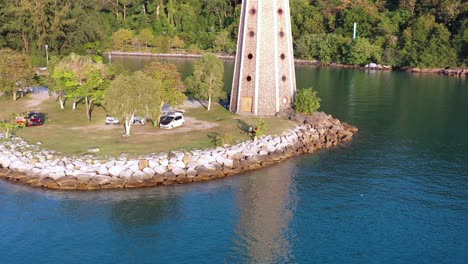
[0,112,358,191]
[106,51,467,78]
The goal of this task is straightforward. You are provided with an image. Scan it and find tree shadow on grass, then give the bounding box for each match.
[236,118,251,133]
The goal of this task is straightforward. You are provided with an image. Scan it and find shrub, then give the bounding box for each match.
[294,87,321,114]
[0,113,25,140]
[255,118,267,138]
[212,132,233,147]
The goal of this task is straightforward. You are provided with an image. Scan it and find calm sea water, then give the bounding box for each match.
[1,57,467,264]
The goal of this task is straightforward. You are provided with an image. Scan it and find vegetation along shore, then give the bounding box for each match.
[1,1,465,71]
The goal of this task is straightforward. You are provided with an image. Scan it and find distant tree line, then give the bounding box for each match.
[0,0,467,68]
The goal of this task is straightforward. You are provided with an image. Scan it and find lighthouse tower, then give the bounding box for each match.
[230,0,296,116]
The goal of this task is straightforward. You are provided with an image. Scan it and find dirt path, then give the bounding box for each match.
[66,116,218,135]
[23,91,51,110]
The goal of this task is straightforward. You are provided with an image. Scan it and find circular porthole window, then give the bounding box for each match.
[278,9,283,15]
[247,76,252,82]
[249,31,255,37]
[250,8,256,15]
[248,53,253,60]
[280,54,286,60]
[282,76,287,82]
[279,30,285,38]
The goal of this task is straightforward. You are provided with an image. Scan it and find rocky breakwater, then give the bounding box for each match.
[0,112,358,190]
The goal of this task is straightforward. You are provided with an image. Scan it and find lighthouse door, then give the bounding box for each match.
[241,97,253,113]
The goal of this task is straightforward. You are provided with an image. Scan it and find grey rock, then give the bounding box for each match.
[119,169,134,179]
[143,167,156,177]
[93,175,111,185]
[172,167,186,176]
[108,166,124,177]
[154,165,167,175]
[186,168,197,177]
[98,165,108,175]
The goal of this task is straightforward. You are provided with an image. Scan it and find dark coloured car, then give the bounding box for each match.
[26,112,45,126]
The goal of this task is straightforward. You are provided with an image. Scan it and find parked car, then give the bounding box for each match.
[106,115,146,125]
[159,112,185,129]
[105,115,120,125]
[27,112,45,126]
[15,112,45,126]
[132,116,146,125]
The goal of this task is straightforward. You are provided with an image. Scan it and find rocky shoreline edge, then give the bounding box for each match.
[0,112,358,191]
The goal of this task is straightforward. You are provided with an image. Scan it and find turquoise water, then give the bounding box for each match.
[1,59,467,263]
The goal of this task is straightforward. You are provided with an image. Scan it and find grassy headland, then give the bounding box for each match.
[3,93,296,157]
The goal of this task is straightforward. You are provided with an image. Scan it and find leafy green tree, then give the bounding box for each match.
[214,30,235,53]
[344,37,382,65]
[154,36,171,53]
[143,61,186,125]
[51,67,79,109]
[0,49,34,101]
[52,54,110,120]
[336,6,380,39]
[105,71,159,136]
[113,29,134,51]
[170,36,185,50]
[294,87,321,115]
[0,0,104,56]
[401,15,457,67]
[0,113,25,140]
[136,29,154,49]
[185,53,225,111]
[79,61,110,121]
[454,19,468,65]
[296,33,345,63]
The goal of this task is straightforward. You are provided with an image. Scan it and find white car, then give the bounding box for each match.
[106,116,146,125]
[159,112,185,129]
[132,116,146,125]
[105,116,120,125]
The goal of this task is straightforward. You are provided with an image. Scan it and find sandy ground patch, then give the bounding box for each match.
[65,117,218,135]
[133,117,218,135]
[23,91,52,110]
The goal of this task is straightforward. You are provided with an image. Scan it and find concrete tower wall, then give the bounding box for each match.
[230,0,296,116]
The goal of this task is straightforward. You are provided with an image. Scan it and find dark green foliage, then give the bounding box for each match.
[294,88,321,115]
[0,0,466,68]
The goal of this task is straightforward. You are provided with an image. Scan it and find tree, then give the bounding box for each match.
[52,54,110,120]
[294,87,321,115]
[0,49,34,101]
[79,61,110,121]
[213,30,235,53]
[401,15,457,67]
[137,29,154,49]
[185,53,224,111]
[344,37,382,65]
[0,113,25,140]
[0,0,105,56]
[170,36,185,50]
[105,71,159,136]
[143,61,186,125]
[51,67,79,109]
[113,29,134,51]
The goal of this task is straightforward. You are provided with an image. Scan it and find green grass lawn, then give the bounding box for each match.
[2,94,297,157]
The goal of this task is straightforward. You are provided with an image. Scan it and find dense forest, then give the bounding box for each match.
[0,0,466,68]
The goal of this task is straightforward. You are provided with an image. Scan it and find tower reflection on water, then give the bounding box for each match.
[232,159,299,263]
